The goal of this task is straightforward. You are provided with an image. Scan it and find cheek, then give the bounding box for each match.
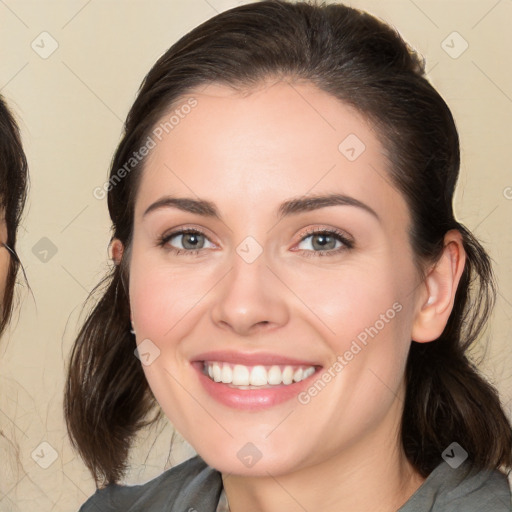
[289,258,414,405]
[128,252,217,347]
[299,278,411,444]
[277,256,405,348]
[128,255,225,442]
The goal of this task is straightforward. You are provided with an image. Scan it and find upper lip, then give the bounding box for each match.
[192,350,321,367]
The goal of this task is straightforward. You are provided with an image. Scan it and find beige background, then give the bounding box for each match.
[0,0,511,510]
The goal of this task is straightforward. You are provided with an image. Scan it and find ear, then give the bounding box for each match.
[109,238,124,266]
[411,229,466,343]
[109,238,133,326]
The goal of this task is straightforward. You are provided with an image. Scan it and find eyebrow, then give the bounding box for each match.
[143,193,379,221]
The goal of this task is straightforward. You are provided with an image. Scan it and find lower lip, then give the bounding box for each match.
[193,363,318,410]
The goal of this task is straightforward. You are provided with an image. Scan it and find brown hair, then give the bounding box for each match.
[65,0,512,486]
[0,95,28,337]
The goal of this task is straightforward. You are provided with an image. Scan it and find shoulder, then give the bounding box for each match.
[79,455,223,512]
[445,464,511,511]
[399,460,511,512]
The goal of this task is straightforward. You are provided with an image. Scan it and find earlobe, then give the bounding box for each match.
[110,238,124,265]
[411,230,466,343]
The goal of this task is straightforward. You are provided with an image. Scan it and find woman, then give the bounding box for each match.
[0,95,27,338]
[66,1,512,510]
[0,94,29,510]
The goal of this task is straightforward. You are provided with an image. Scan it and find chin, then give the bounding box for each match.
[192,434,309,477]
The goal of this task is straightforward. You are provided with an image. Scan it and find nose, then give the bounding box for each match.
[210,252,290,337]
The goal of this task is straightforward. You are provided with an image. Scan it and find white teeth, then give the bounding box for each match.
[232,364,250,386]
[303,367,315,379]
[249,365,268,386]
[221,363,232,384]
[212,363,222,382]
[268,365,282,385]
[282,366,293,385]
[204,361,317,387]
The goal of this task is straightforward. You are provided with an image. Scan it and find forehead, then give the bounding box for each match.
[135,80,409,228]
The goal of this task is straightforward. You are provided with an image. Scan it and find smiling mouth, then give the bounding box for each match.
[203,361,317,388]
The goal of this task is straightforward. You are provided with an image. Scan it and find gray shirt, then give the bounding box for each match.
[79,455,511,511]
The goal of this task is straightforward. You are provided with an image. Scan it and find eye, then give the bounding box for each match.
[295,228,353,256]
[158,228,215,255]
[157,227,353,257]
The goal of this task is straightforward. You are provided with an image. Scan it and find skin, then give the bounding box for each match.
[114,79,465,512]
[0,211,9,311]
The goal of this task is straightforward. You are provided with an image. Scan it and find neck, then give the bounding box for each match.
[222,385,426,512]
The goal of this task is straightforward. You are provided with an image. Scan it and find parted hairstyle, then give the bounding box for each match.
[65,0,512,487]
[0,95,28,337]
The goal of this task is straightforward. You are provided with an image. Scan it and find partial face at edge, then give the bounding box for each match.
[126,80,425,476]
[0,211,10,316]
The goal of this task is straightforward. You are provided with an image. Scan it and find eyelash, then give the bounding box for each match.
[296,227,354,257]
[157,227,354,257]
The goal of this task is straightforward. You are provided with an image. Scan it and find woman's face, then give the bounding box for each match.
[128,80,425,476]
